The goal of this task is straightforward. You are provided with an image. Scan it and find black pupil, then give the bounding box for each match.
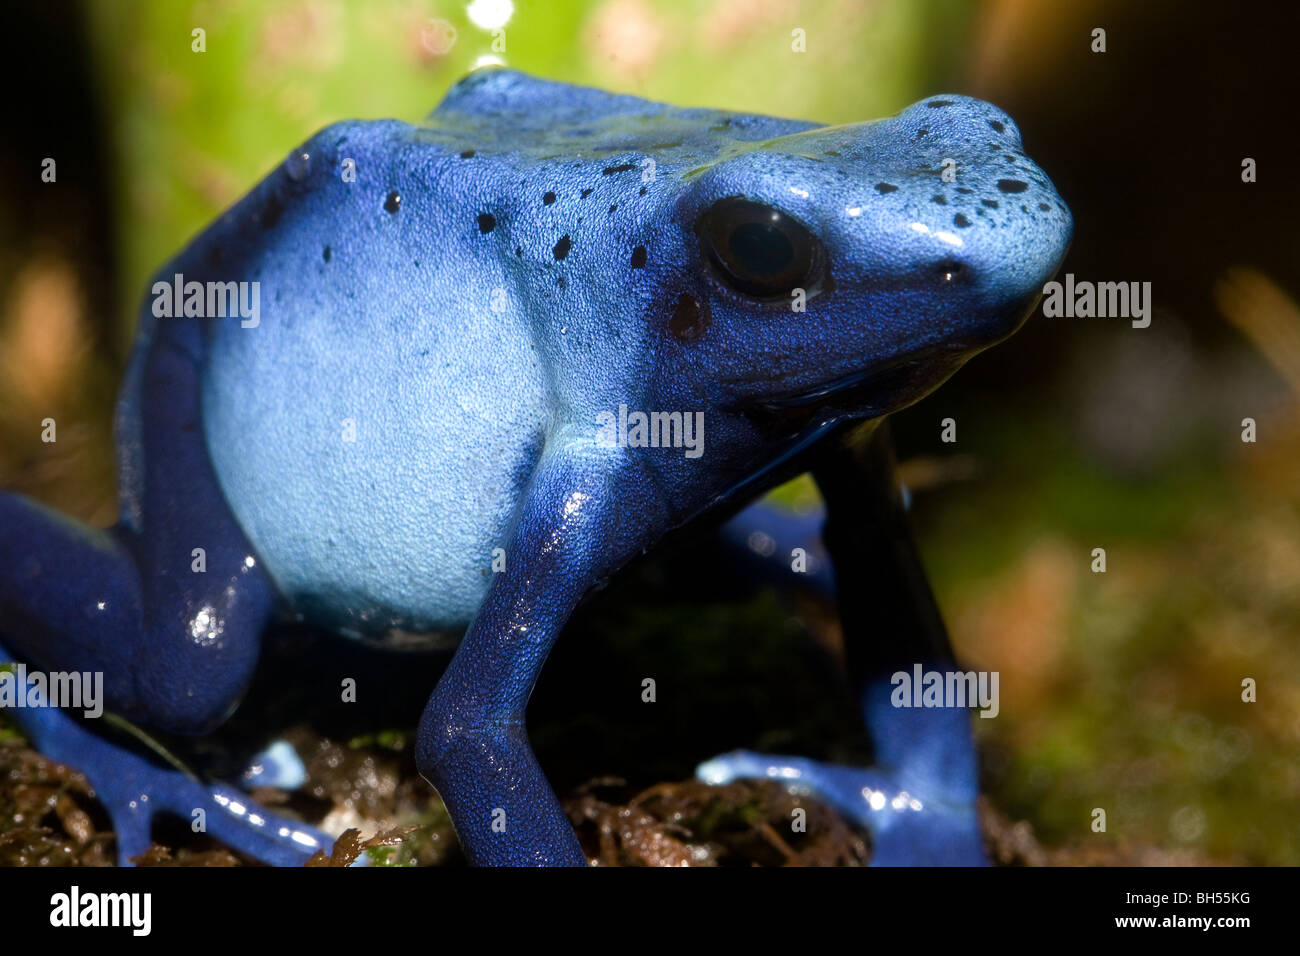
[729,221,794,276]
[697,197,822,300]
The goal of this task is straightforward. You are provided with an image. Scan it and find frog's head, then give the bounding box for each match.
[665,95,1071,422]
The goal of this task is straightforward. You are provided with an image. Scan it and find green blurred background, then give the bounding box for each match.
[1,0,1298,864]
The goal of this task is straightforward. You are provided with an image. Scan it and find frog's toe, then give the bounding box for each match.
[696,749,807,786]
[2,643,334,866]
[695,749,986,866]
[241,739,309,790]
[87,746,334,867]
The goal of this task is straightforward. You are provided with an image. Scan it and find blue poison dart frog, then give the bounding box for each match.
[0,69,1070,866]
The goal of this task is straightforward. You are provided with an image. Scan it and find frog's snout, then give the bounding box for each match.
[938,159,1073,313]
[906,94,1072,288]
[875,95,1074,338]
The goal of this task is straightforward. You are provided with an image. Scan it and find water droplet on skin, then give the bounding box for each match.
[190,606,224,643]
[286,150,311,181]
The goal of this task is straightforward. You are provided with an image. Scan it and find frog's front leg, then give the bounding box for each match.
[418,444,662,866]
[698,422,986,866]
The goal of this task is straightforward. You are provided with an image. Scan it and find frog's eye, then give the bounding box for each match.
[696,197,826,302]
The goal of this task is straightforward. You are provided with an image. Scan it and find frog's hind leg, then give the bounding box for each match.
[0,326,320,863]
[0,493,273,733]
[0,329,274,732]
[697,422,987,866]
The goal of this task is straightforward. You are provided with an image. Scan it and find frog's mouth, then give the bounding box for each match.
[750,349,965,417]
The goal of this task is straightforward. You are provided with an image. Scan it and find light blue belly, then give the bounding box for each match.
[201,285,550,642]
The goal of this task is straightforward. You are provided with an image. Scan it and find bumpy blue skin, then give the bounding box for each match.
[0,70,1070,866]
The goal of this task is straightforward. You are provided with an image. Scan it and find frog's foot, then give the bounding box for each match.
[97,758,336,867]
[696,750,986,866]
[2,640,333,866]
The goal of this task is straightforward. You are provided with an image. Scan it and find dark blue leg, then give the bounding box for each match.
[698,422,986,866]
[0,318,335,864]
[1,323,271,730]
[417,451,660,866]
